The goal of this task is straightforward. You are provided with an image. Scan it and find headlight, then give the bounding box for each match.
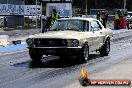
[26,38,34,46]
[71,39,79,47]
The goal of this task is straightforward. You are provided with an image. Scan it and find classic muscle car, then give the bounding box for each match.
[26,17,113,63]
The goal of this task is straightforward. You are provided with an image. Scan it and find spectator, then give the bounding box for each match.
[115,11,120,29]
[51,9,60,24]
[105,11,108,23]
[96,11,101,21]
[101,11,107,28]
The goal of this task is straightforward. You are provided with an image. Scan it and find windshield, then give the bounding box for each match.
[50,20,85,31]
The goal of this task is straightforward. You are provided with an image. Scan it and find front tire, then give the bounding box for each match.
[79,43,90,63]
[99,38,110,56]
[29,50,43,62]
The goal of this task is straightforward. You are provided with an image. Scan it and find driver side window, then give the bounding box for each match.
[91,21,100,31]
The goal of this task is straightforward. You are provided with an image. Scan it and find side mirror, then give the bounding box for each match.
[42,29,49,33]
[99,25,102,29]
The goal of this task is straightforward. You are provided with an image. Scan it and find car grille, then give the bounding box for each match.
[34,39,68,47]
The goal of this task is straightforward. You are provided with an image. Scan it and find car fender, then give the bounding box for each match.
[79,39,91,47]
[104,35,110,43]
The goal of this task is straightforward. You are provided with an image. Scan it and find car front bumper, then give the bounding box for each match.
[28,46,82,56]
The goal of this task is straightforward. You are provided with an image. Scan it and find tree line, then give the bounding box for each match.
[25,0,132,14]
[72,0,132,11]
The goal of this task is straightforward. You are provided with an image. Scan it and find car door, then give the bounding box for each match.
[83,20,93,51]
[90,20,105,50]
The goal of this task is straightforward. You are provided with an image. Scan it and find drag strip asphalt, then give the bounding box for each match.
[0,32,132,88]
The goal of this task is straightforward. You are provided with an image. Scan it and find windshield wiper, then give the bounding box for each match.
[66,28,80,31]
[49,29,58,31]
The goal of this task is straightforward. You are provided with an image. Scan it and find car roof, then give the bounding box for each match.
[58,17,97,22]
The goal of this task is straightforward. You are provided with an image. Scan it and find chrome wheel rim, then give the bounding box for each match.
[106,40,110,53]
[83,45,89,61]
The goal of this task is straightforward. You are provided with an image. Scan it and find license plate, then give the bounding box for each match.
[46,50,55,53]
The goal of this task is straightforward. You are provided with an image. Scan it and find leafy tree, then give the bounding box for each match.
[25,0,39,5]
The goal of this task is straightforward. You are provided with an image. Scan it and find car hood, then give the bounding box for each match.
[30,31,92,39]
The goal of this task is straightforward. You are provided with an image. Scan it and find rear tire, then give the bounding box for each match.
[78,43,89,63]
[99,38,110,56]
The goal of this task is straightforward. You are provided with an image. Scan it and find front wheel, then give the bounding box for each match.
[99,38,110,56]
[29,50,43,62]
[78,43,90,63]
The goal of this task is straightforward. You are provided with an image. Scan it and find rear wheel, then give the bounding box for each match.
[79,43,89,63]
[99,38,110,56]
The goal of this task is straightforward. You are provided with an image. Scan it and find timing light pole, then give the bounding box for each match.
[36,0,38,29]
[86,0,87,15]
[124,0,126,14]
[41,1,43,33]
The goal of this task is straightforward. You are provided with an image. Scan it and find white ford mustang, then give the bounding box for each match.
[26,17,113,63]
